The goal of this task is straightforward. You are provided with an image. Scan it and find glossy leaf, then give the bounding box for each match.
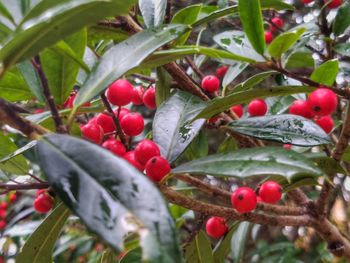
[268,28,306,58]
[74,24,189,107]
[195,86,313,120]
[184,131,209,161]
[16,202,70,263]
[185,230,214,263]
[0,0,135,72]
[233,71,278,93]
[334,43,350,57]
[285,51,314,69]
[333,2,350,36]
[214,31,265,62]
[156,67,171,107]
[36,134,182,263]
[139,0,167,28]
[231,222,251,263]
[172,147,325,182]
[153,90,207,163]
[222,63,249,89]
[238,0,265,55]
[213,223,239,263]
[227,114,330,146]
[41,29,86,104]
[310,59,339,86]
[305,152,346,175]
[0,140,37,164]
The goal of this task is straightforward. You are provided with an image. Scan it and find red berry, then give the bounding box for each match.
[145,156,171,182]
[283,144,292,150]
[134,140,161,165]
[314,115,334,134]
[34,109,44,114]
[265,31,273,44]
[247,99,267,117]
[216,66,229,79]
[302,0,314,3]
[106,79,134,106]
[0,209,6,219]
[208,115,221,123]
[143,87,156,109]
[257,196,263,203]
[35,189,47,198]
[231,105,243,118]
[324,0,342,8]
[308,88,338,116]
[201,75,220,93]
[123,151,144,171]
[289,100,314,119]
[81,123,104,144]
[231,187,257,213]
[205,217,228,238]
[259,181,282,204]
[102,138,126,156]
[269,17,284,32]
[9,192,17,203]
[64,94,75,108]
[132,86,145,105]
[96,113,116,134]
[0,220,6,230]
[34,194,53,214]
[0,202,7,210]
[113,108,130,120]
[120,113,144,136]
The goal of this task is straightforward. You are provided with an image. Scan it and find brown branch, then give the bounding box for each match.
[0,182,49,190]
[32,56,67,133]
[185,56,205,79]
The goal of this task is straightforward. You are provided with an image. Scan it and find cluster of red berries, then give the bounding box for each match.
[302,0,342,8]
[33,189,54,214]
[265,16,284,44]
[0,192,17,231]
[205,181,282,238]
[289,87,337,134]
[79,79,171,182]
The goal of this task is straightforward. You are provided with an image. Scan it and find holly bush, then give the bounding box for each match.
[1,0,350,262]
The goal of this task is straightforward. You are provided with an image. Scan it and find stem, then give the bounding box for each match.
[185,56,205,79]
[0,182,49,190]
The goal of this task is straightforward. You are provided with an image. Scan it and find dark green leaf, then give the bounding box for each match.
[16,202,70,263]
[153,90,207,163]
[233,71,278,93]
[285,51,314,69]
[37,134,182,263]
[0,0,135,73]
[342,145,350,164]
[185,230,214,263]
[139,0,167,28]
[41,29,86,104]
[305,152,346,175]
[0,1,16,25]
[0,22,12,42]
[74,24,189,107]
[184,131,209,160]
[213,223,240,263]
[214,31,264,62]
[156,67,171,106]
[334,43,350,57]
[17,60,45,103]
[260,0,294,10]
[268,28,306,58]
[227,114,330,146]
[310,59,339,86]
[195,86,313,120]
[87,25,129,45]
[222,63,249,88]
[231,222,251,263]
[119,248,142,263]
[217,136,238,154]
[333,2,350,36]
[238,0,265,54]
[173,147,324,182]
[0,140,36,164]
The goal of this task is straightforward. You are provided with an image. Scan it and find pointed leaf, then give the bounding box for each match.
[310,59,339,86]
[74,24,189,107]
[156,67,171,106]
[16,202,70,263]
[139,0,167,28]
[227,114,330,146]
[36,134,182,263]
[185,230,214,263]
[233,71,278,93]
[231,222,251,263]
[238,0,265,55]
[213,223,240,263]
[333,2,350,36]
[285,51,314,69]
[153,91,207,163]
[0,1,16,25]
[172,147,325,182]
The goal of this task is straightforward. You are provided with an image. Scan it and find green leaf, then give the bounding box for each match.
[172,147,324,182]
[195,85,313,120]
[238,0,265,55]
[233,71,278,93]
[305,152,346,175]
[17,60,45,103]
[342,145,350,164]
[213,223,240,263]
[231,222,251,263]
[139,0,167,28]
[217,137,238,154]
[227,114,330,146]
[184,131,209,161]
[156,67,171,106]
[222,63,249,89]
[0,22,12,42]
[334,43,350,57]
[268,28,306,58]
[100,249,114,263]
[333,2,350,36]
[119,248,142,263]
[260,0,294,10]
[153,91,207,163]
[74,24,189,107]
[87,25,129,45]
[0,132,29,174]
[310,59,339,86]
[214,31,265,62]
[41,29,86,104]
[16,202,70,263]
[0,0,136,73]
[185,230,214,263]
[285,51,314,69]
[36,134,182,263]
[0,1,16,25]
[0,140,36,164]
